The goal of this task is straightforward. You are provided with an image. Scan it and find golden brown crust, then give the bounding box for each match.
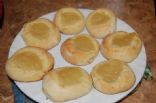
[86,8,117,39]
[54,7,85,35]
[101,31,142,62]
[61,34,99,65]
[5,46,54,82]
[42,67,92,102]
[22,18,61,50]
[91,60,136,94]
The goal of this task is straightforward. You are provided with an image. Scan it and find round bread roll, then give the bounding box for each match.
[61,34,99,65]
[86,8,116,38]
[5,47,54,82]
[22,18,61,50]
[43,67,92,102]
[91,59,135,94]
[54,7,85,35]
[101,31,142,62]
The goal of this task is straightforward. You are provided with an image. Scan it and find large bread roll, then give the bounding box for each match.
[43,66,92,102]
[91,59,135,94]
[6,47,54,82]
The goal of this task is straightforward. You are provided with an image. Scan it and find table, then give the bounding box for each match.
[0,0,156,103]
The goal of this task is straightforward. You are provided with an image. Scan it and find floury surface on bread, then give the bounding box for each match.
[61,34,99,65]
[22,18,61,50]
[86,8,116,38]
[101,31,142,62]
[5,47,54,82]
[91,59,136,94]
[54,7,85,35]
[43,67,92,102]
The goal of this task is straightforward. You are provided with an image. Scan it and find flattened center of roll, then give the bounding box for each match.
[112,34,134,47]
[61,12,81,25]
[30,23,49,39]
[57,67,83,87]
[96,60,123,82]
[13,52,42,71]
[74,36,94,51]
[91,12,110,25]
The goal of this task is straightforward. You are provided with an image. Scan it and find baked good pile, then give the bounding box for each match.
[6,8,142,102]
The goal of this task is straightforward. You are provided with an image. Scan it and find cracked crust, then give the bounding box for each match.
[61,34,99,65]
[101,31,142,62]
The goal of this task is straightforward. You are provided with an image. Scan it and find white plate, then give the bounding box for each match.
[8,9,147,103]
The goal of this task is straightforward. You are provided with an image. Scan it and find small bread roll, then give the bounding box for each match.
[43,67,92,102]
[61,34,99,65]
[6,47,54,82]
[86,8,116,38]
[54,8,85,35]
[91,59,135,94]
[101,31,142,62]
[22,18,61,50]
